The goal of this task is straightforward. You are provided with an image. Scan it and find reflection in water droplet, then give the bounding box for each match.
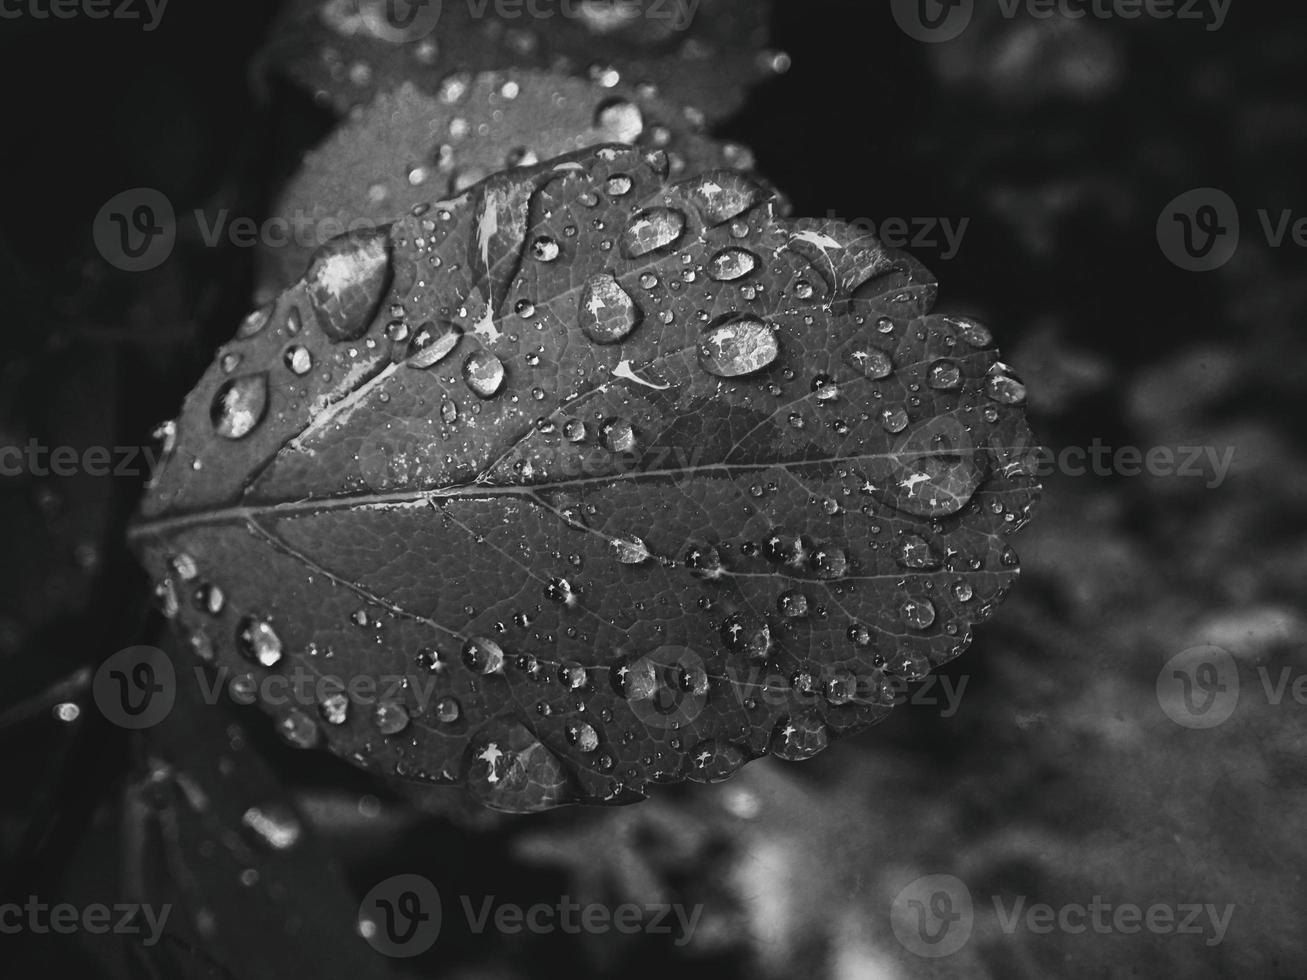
[579,273,641,344]
[699,317,779,377]
[622,208,686,258]
[881,407,910,433]
[606,174,633,196]
[211,374,269,440]
[463,350,506,398]
[825,670,857,706]
[408,321,462,369]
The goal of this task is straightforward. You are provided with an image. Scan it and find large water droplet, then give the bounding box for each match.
[901,597,937,630]
[928,359,962,390]
[770,713,829,761]
[466,719,572,813]
[622,208,686,258]
[211,374,269,440]
[566,719,600,753]
[408,321,462,368]
[579,273,641,344]
[986,363,1027,405]
[278,710,318,749]
[699,317,779,377]
[305,229,392,342]
[612,534,651,564]
[611,655,658,700]
[284,346,313,376]
[685,173,763,226]
[687,738,746,783]
[777,589,809,618]
[374,701,411,735]
[237,617,283,667]
[462,636,505,674]
[897,534,942,569]
[463,350,506,398]
[708,248,759,282]
[601,418,637,453]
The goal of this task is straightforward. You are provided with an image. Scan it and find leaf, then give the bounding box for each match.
[130,145,1039,813]
[63,636,387,980]
[257,70,756,297]
[257,0,777,125]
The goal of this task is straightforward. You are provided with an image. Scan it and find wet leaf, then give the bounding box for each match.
[257,70,755,295]
[258,0,777,125]
[130,145,1039,813]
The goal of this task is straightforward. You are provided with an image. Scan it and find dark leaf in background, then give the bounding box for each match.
[257,70,758,296]
[130,144,1038,813]
[257,0,780,126]
[47,636,390,980]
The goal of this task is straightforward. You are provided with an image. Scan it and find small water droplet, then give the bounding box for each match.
[928,359,962,390]
[566,720,600,753]
[532,236,561,262]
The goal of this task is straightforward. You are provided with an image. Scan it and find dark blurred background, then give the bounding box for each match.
[1,1,1306,977]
